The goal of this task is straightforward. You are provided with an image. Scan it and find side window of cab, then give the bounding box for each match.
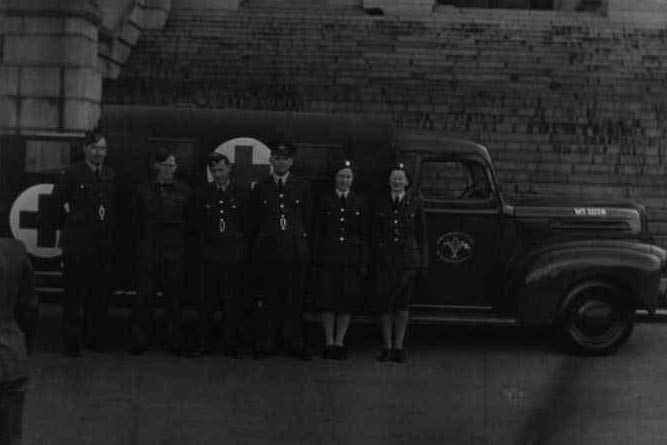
[420,159,492,202]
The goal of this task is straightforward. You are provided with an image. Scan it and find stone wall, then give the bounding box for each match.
[106,6,667,247]
[0,0,102,136]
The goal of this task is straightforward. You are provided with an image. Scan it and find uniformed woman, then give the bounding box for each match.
[313,160,368,360]
[192,152,248,358]
[370,163,426,363]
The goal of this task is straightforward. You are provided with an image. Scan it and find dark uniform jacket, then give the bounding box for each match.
[198,182,249,261]
[313,191,368,269]
[49,161,115,253]
[249,175,313,261]
[0,239,37,383]
[372,191,427,270]
[134,179,194,263]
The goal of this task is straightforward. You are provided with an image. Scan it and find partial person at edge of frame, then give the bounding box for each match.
[0,237,38,444]
[312,159,369,361]
[369,163,427,364]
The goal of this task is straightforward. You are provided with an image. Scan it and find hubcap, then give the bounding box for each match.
[570,298,625,347]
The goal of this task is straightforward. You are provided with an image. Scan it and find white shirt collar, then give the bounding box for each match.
[391,191,405,201]
[273,172,289,184]
[336,189,349,199]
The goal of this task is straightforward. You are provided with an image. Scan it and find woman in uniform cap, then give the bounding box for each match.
[370,163,426,363]
[313,159,368,360]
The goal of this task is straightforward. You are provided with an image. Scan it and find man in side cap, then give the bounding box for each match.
[248,141,313,360]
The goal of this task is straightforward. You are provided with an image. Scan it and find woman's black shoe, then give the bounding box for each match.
[392,348,407,363]
[322,345,336,360]
[377,348,392,362]
[334,345,347,361]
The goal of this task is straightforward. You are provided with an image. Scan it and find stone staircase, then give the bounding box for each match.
[107,6,667,246]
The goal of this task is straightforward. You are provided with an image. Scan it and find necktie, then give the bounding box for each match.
[277,178,284,193]
[393,195,399,209]
[340,193,346,208]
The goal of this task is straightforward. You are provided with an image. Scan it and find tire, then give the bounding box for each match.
[557,281,635,356]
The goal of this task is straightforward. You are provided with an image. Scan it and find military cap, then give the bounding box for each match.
[270,141,297,157]
[332,159,356,175]
[206,151,231,167]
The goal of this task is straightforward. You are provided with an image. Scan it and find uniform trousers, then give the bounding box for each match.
[199,260,245,349]
[132,248,185,350]
[62,248,111,350]
[254,260,308,354]
[0,378,26,445]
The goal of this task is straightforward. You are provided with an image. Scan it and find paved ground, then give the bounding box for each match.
[20,304,667,444]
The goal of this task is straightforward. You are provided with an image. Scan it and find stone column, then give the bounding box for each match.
[0,0,102,136]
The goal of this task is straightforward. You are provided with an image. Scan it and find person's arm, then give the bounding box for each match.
[415,197,428,269]
[44,168,72,232]
[358,195,370,274]
[15,243,38,354]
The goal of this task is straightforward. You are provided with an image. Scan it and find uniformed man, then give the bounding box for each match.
[49,130,115,356]
[0,238,37,445]
[249,141,313,360]
[192,152,249,358]
[129,148,194,355]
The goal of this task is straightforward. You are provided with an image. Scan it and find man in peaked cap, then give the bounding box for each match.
[48,130,116,357]
[248,141,313,360]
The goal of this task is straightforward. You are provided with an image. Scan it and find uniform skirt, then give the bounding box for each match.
[369,263,417,313]
[316,264,363,312]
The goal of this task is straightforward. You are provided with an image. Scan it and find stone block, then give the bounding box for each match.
[64,67,102,100]
[65,17,98,40]
[111,40,133,64]
[3,16,24,33]
[63,36,98,66]
[0,97,18,129]
[21,17,65,35]
[64,99,101,131]
[20,97,60,131]
[142,9,170,29]
[20,67,61,97]
[119,22,143,44]
[172,0,240,10]
[3,35,62,64]
[0,67,20,96]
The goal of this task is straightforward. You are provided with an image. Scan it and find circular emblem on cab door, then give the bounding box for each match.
[436,232,474,264]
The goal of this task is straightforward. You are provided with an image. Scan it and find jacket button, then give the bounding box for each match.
[340,217,345,222]
[279,204,285,209]
[339,236,345,242]
[393,238,399,242]
[279,194,284,199]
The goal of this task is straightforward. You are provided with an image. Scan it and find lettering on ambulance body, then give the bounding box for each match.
[573,207,607,217]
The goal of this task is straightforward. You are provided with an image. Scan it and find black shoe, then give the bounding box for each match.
[322,345,336,360]
[377,348,392,362]
[334,345,348,361]
[87,343,108,353]
[287,348,313,361]
[223,346,243,359]
[189,345,211,358]
[392,348,407,363]
[63,345,82,358]
[253,349,274,360]
[127,343,148,355]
